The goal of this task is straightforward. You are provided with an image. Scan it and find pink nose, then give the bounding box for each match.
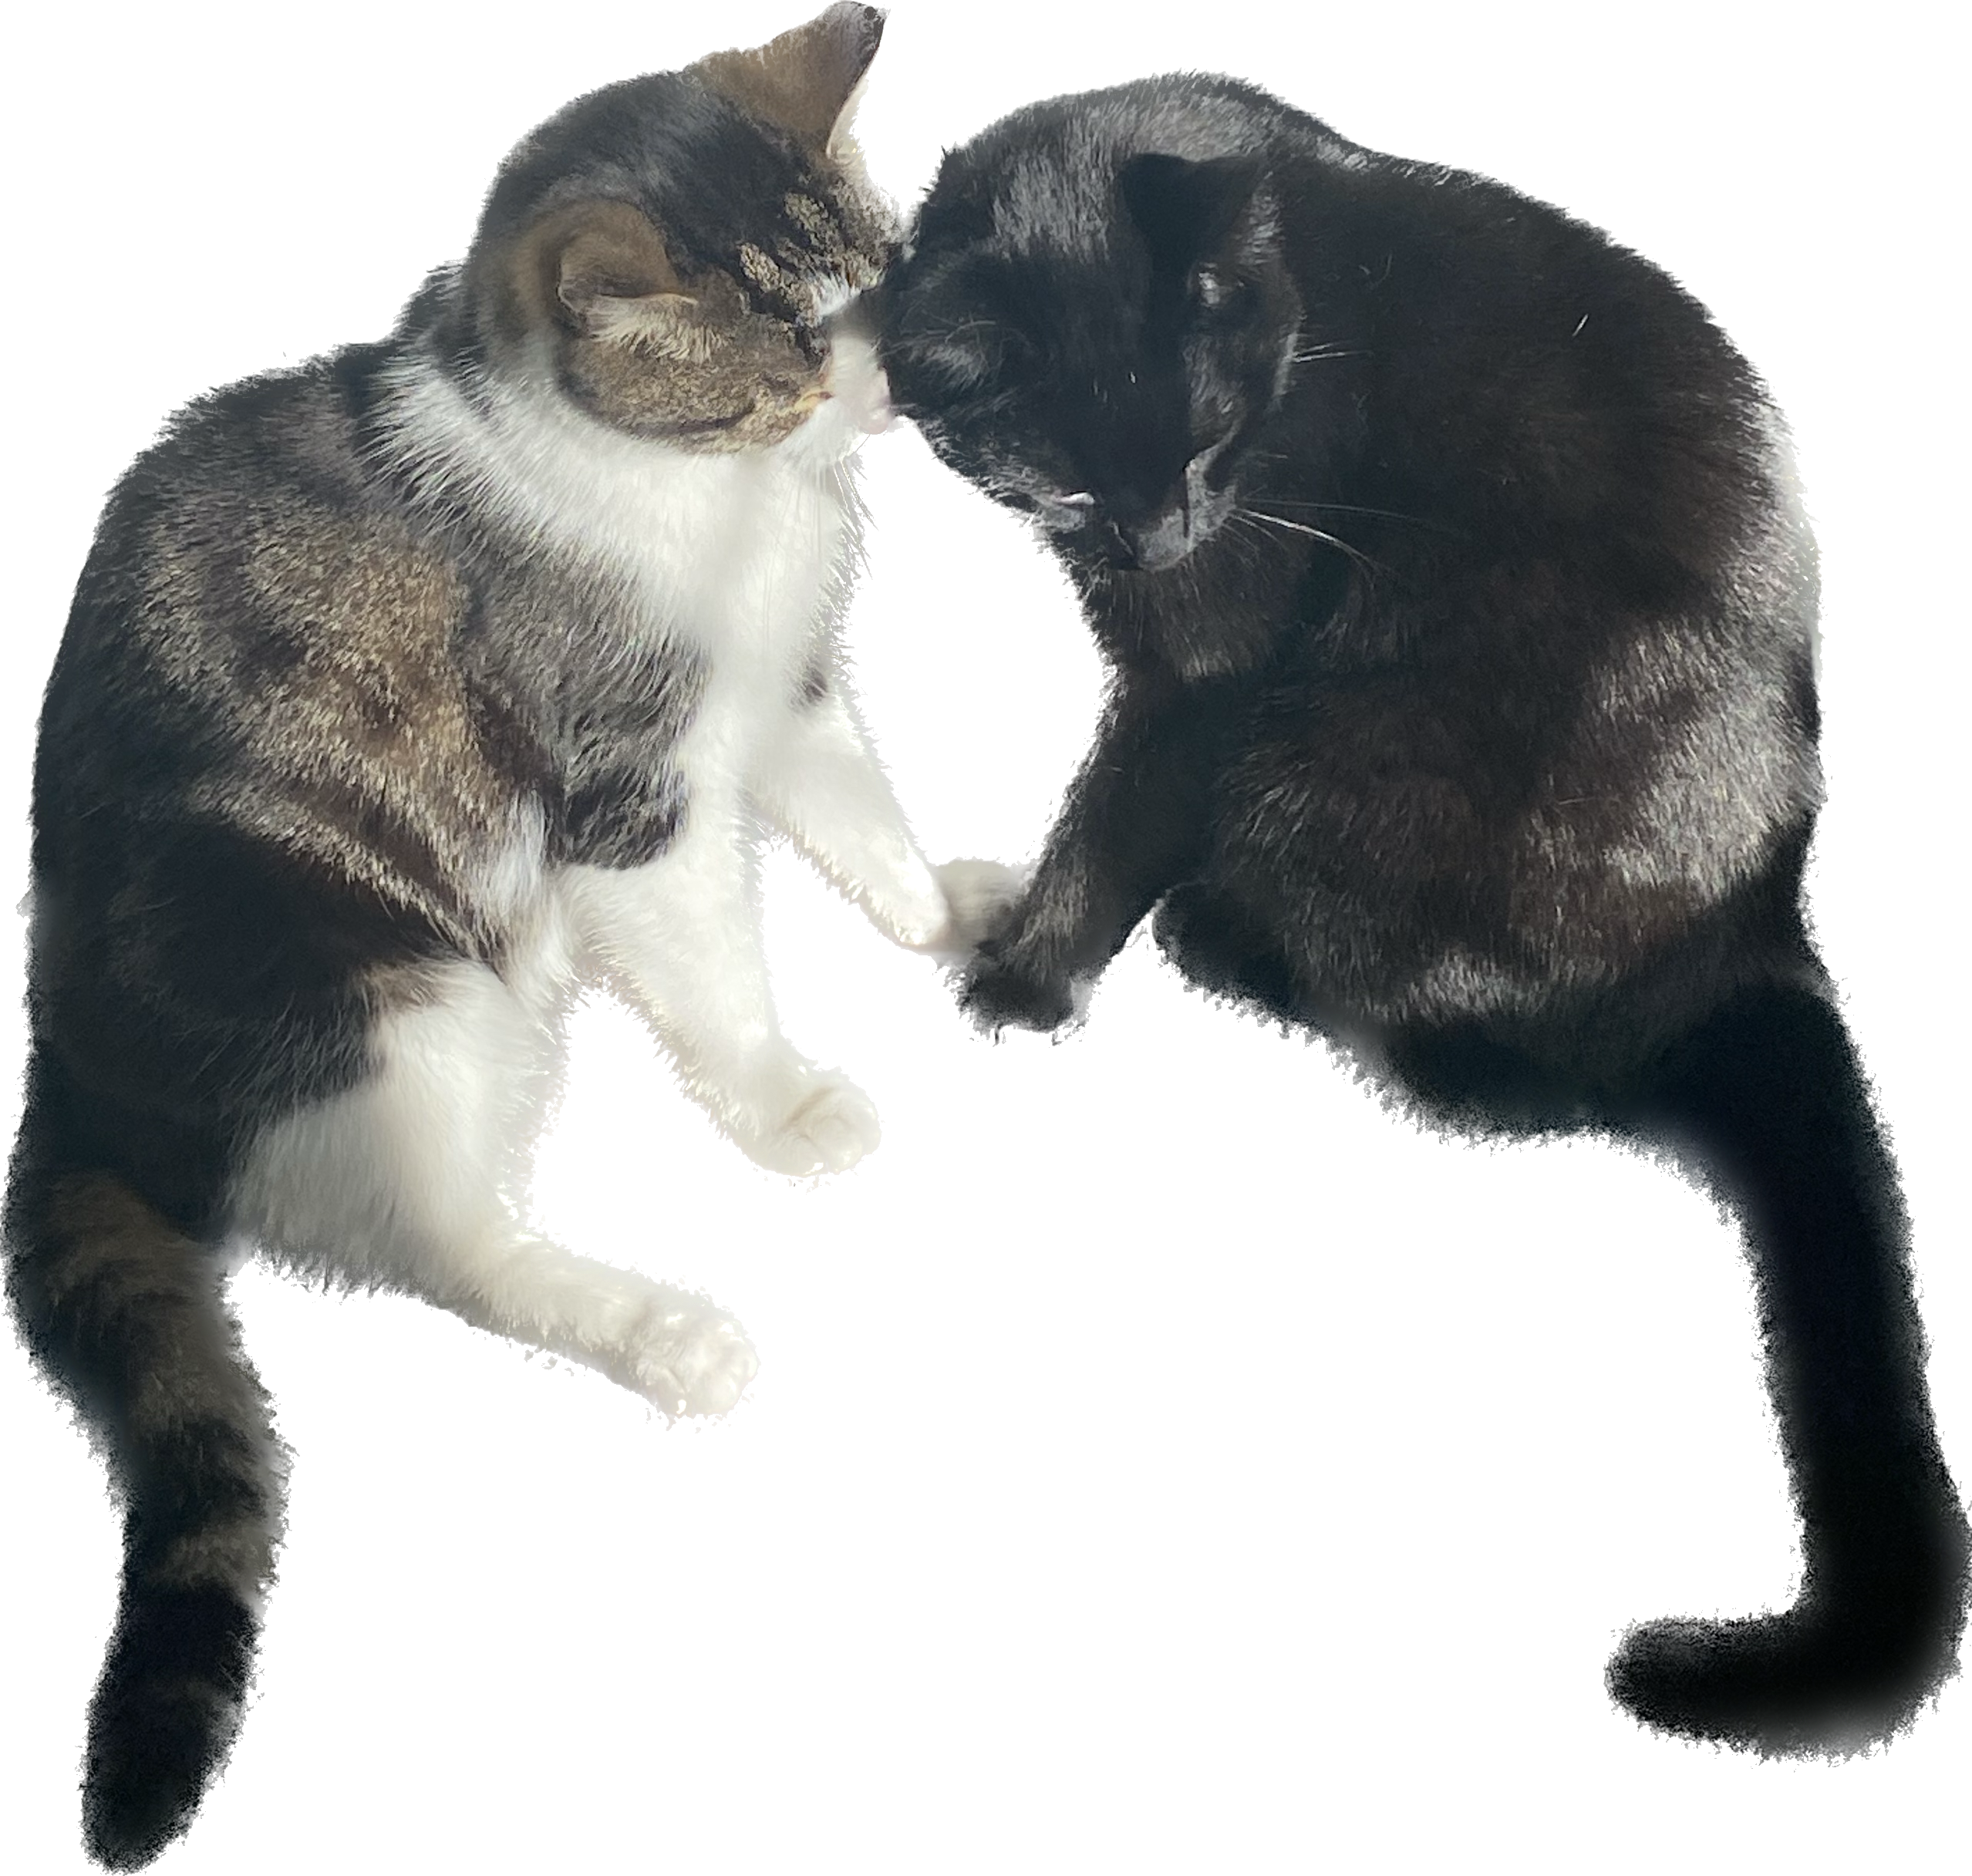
[858,383,897,435]
[823,342,895,434]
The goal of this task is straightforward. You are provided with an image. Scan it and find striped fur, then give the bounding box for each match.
[4,10,1020,1866]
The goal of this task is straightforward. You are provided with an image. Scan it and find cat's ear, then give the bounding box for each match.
[1118,153,1263,271]
[694,4,885,158]
[521,200,704,352]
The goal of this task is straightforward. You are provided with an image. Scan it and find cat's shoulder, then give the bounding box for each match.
[116,342,391,507]
[58,341,471,695]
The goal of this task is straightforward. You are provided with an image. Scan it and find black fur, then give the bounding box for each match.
[881,76,1968,1747]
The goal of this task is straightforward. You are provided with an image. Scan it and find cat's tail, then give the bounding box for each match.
[1605,972,1970,1751]
[5,1058,285,1870]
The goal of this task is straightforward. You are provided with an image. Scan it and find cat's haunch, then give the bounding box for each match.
[2,8,1020,1868]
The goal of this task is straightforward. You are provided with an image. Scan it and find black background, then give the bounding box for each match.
[7,11,1964,1860]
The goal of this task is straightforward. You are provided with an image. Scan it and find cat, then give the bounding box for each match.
[2,7,1017,1867]
[878,75,1970,1751]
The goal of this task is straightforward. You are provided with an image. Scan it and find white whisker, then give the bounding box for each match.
[1238,506,1386,581]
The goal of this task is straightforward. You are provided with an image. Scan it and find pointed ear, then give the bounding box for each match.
[1118,153,1263,272]
[694,4,885,157]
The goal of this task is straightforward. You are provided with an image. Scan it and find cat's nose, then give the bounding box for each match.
[821,331,895,433]
[1110,507,1191,572]
[859,362,898,431]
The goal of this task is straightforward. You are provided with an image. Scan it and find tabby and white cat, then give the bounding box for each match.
[4,8,1010,1866]
[880,76,1969,1752]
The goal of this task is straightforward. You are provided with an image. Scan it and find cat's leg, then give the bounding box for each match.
[564,810,882,1176]
[961,681,1232,1032]
[228,959,757,1416]
[1151,882,1303,1025]
[1603,975,1969,1750]
[749,681,1024,956]
[930,855,1033,955]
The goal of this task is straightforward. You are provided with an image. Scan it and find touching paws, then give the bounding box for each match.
[914,857,1030,960]
[959,942,1078,1035]
[863,859,1025,962]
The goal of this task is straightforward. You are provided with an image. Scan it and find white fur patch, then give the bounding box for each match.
[227,943,758,1417]
[377,345,861,655]
[234,336,952,1396]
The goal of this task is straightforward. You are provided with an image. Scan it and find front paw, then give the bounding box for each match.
[626,1296,760,1419]
[929,857,1030,954]
[726,1059,882,1177]
[959,946,1077,1034]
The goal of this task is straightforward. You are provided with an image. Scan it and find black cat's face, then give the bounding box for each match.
[883,150,1301,571]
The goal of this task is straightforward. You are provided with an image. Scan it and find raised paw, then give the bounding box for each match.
[922,857,1031,957]
[959,945,1077,1035]
[733,1066,882,1177]
[625,1296,760,1419]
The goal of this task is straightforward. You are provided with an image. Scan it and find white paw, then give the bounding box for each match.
[627,1297,760,1419]
[734,1065,882,1177]
[919,857,1030,958]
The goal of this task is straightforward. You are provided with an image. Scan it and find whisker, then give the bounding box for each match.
[1249,497,1460,536]
[1237,507,1386,581]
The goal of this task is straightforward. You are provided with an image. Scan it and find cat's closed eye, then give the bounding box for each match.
[1190,264,1258,327]
[905,322,1033,396]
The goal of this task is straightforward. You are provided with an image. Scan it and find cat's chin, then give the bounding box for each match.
[777,389,891,470]
[820,328,896,434]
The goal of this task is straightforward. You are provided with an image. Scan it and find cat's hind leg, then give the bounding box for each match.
[227,959,757,1417]
[1151,882,1303,1026]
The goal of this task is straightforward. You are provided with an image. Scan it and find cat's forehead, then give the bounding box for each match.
[939,89,1259,262]
[990,143,1117,255]
[485,69,889,279]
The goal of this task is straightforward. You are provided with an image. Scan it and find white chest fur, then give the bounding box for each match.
[382,350,865,761]
[225,350,908,1475]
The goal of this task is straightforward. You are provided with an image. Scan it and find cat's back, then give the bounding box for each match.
[32,337,524,1009]
[1253,115,1798,611]
[53,348,464,710]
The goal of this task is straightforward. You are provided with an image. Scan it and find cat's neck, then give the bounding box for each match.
[1076,517,1336,682]
[362,313,863,688]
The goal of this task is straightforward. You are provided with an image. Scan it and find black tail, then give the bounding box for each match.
[1606,977,1970,1750]
[5,1058,285,1869]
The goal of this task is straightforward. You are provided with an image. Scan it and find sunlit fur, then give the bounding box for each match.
[882,75,1969,1754]
[4,10,1022,1868]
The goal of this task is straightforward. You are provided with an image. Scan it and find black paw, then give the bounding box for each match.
[959,948,1076,1035]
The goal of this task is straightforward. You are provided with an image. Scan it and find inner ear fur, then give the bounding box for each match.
[512,199,697,345]
[694,3,884,157]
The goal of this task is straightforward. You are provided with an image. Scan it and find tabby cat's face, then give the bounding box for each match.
[882,149,1302,570]
[467,5,897,453]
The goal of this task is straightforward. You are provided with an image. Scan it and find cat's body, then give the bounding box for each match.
[4,10,1013,1867]
[882,76,1968,1748]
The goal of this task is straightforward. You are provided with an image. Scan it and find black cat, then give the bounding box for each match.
[878,74,1969,1749]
